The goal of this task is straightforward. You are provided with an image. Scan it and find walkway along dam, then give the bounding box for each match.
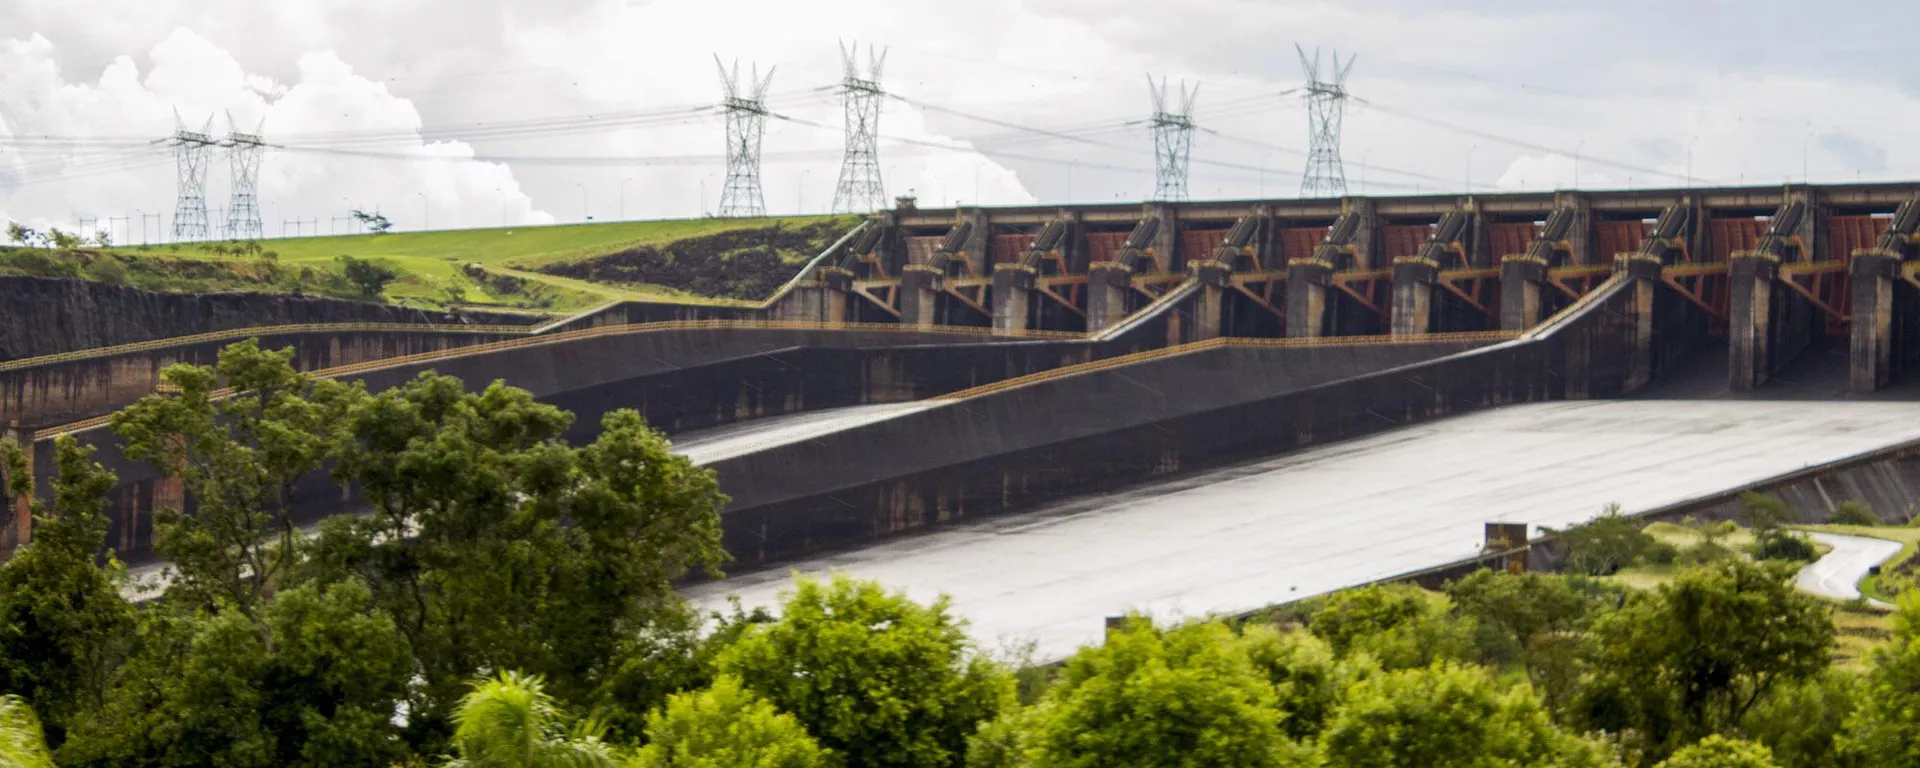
[10,183,1920,622]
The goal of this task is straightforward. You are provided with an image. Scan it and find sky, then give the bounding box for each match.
[3,0,1920,242]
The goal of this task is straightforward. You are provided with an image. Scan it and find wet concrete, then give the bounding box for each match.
[1797,532,1902,606]
[671,403,942,465]
[685,399,1920,660]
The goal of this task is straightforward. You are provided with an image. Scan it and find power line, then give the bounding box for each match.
[1147,75,1198,202]
[1297,45,1356,197]
[1357,99,1709,185]
[831,40,888,213]
[715,56,774,218]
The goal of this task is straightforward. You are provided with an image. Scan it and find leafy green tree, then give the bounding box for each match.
[1548,505,1660,575]
[1239,625,1374,741]
[336,254,400,297]
[0,695,55,768]
[110,339,363,616]
[1577,561,1833,756]
[1827,501,1878,527]
[1655,735,1780,768]
[1740,494,1817,562]
[1841,594,1920,766]
[306,374,727,743]
[46,228,81,250]
[349,210,393,234]
[1006,618,1311,768]
[717,575,1012,768]
[5,221,36,246]
[60,579,412,768]
[0,438,135,746]
[1445,570,1619,664]
[1308,583,1473,669]
[445,671,616,768]
[1317,662,1610,768]
[1740,670,1859,768]
[628,675,833,768]
[593,599,773,744]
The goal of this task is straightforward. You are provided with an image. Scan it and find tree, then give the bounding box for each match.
[628,675,833,768]
[1549,505,1661,575]
[1740,670,1859,768]
[1239,625,1375,742]
[5,221,36,246]
[445,671,616,768]
[59,579,412,768]
[335,255,400,298]
[1006,618,1311,768]
[1740,494,1817,562]
[305,375,727,745]
[441,277,471,307]
[46,228,81,250]
[0,696,56,768]
[1445,570,1619,664]
[717,575,1012,768]
[91,229,111,248]
[110,339,363,617]
[1317,663,1610,768]
[1841,594,1920,765]
[1308,583,1473,669]
[350,210,393,234]
[1828,500,1878,527]
[1655,735,1780,768]
[1577,561,1833,756]
[0,438,136,746]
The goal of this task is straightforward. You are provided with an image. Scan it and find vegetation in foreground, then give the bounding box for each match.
[3,215,850,312]
[0,340,1916,766]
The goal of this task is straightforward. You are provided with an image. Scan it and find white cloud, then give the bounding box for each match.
[0,27,549,240]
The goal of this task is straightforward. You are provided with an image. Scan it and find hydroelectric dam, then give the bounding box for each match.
[11,181,1920,654]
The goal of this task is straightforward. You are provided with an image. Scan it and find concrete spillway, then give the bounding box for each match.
[685,400,1920,659]
[672,403,944,465]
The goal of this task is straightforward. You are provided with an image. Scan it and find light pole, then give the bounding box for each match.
[1259,152,1271,197]
[974,162,982,206]
[1361,150,1373,194]
[1803,123,1812,183]
[135,209,144,246]
[1465,145,1475,193]
[1574,140,1585,189]
[699,177,708,218]
[417,192,428,231]
[339,196,351,234]
[1686,135,1698,189]
[495,187,505,227]
[575,183,589,223]
[620,177,633,220]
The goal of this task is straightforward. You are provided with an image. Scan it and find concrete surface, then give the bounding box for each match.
[685,400,1920,660]
[1797,532,1903,607]
[672,402,943,465]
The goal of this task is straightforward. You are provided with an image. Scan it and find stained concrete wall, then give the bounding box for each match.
[0,276,537,361]
[705,276,1714,567]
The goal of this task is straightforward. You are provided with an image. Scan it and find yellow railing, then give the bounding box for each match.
[27,320,1078,440]
[936,330,1519,402]
[0,322,534,373]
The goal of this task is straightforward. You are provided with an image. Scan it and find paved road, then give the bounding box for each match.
[1797,532,1903,606]
[686,400,1920,659]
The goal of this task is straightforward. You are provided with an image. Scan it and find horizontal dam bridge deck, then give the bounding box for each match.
[684,399,1920,659]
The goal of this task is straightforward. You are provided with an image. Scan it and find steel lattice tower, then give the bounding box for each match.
[1148,75,1198,202]
[168,110,215,242]
[224,111,265,241]
[1296,45,1356,198]
[830,41,887,214]
[716,57,774,218]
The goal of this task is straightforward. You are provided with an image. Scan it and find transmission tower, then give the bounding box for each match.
[1147,75,1199,202]
[168,110,215,242]
[224,111,265,241]
[1296,45,1357,198]
[830,41,887,214]
[715,57,774,218]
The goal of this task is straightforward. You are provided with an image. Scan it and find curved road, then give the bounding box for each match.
[1796,532,1902,607]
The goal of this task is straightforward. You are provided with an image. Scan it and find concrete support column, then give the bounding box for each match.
[991,264,1036,334]
[1344,198,1380,270]
[960,209,990,275]
[1390,258,1440,335]
[820,267,854,325]
[1727,254,1781,391]
[1085,263,1132,335]
[1286,259,1334,338]
[899,265,943,328]
[1850,251,1900,393]
[1499,256,1549,331]
[1150,205,1177,273]
[1193,261,1231,341]
[1616,254,1663,393]
[1554,192,1595,265]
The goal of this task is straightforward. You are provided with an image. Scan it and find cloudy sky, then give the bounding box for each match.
[2,0,1917,241]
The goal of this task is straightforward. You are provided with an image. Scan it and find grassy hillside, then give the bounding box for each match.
[42,215,854,312]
